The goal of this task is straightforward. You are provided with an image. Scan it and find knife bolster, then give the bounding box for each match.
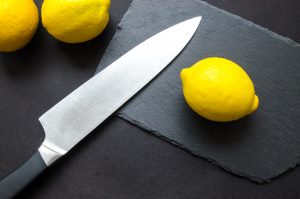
[38,141,65,166]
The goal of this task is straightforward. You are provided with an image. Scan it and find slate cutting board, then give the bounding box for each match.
[97,0,300,183]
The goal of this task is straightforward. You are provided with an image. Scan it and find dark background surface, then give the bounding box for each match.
[0,0,299,198]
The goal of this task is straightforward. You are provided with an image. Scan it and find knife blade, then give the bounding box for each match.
[0,16,202,198]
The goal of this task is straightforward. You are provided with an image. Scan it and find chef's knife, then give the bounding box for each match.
[0,16,201,198]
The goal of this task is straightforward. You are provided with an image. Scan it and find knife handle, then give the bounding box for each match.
[0,151,47,199]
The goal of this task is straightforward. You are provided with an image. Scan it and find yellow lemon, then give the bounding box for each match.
[180,57,259,122]
[0,0,39,52]
[41,0,110,43]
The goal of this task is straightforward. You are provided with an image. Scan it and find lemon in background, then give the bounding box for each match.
[0,0,39,52]
[41,0,110,43]
[181,57,259,122]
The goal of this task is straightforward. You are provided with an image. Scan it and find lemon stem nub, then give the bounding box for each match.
[180,68,189,83]
[247,95,259,115]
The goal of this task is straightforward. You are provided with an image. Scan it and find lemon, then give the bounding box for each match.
[41,0,110,43]
[180,57,259,122]
[0,0,39,52]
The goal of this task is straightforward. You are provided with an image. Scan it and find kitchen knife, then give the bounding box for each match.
[0,16,202,198]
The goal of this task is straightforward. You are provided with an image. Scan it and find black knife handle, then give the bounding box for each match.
[0,151,47,199]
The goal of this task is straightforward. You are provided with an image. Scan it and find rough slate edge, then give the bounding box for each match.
[117,113,270,184]
[96,0,300,184]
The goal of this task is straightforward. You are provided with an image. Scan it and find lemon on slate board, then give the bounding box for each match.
[41,0,110,43]
[180,57,259,122]
[0,0,39,52]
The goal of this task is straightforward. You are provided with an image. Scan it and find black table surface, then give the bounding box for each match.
[0,0,299,198]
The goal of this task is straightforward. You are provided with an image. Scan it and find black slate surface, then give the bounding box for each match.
[97,0,300,183]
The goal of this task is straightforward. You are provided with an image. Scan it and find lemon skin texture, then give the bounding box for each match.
[0,0,39,52]
[41,0,110,43]
[180,57,259,122]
